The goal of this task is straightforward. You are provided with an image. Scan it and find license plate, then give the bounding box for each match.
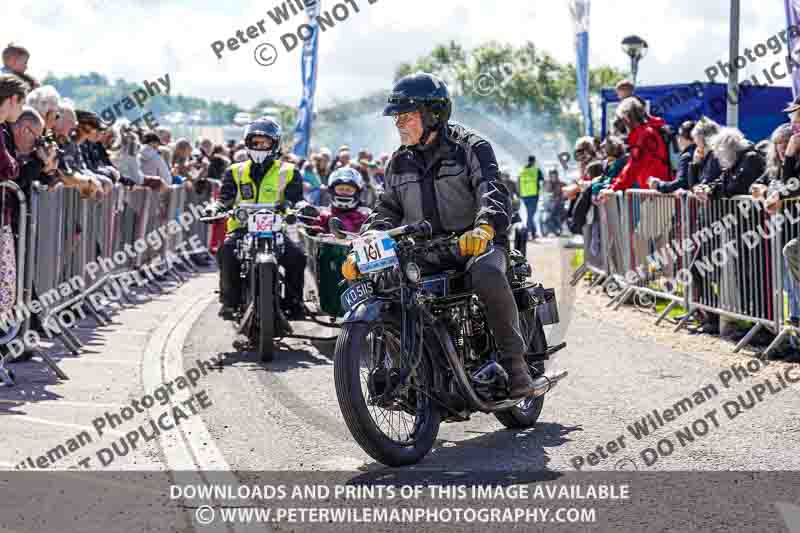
[248,213,281,234]
[341,281,373,313]
[353,233,398,273]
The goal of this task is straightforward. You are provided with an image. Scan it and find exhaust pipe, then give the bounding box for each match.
[531,370,569,398]
[486,370,569,412]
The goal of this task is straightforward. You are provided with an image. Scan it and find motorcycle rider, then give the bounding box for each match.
[341,72,538,399]
[312,166,370,234]
[213,117,307,321]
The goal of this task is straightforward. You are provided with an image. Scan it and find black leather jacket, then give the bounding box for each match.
[362,123,512,244]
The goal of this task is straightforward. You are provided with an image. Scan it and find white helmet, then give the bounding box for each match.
[328,166,363,209]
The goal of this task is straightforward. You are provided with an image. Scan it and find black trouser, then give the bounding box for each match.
[217,232,307,309]
[468,247,526,362]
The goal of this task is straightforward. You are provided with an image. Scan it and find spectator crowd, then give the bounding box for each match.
[0,42,241,206]
[7,37,799,361]
[550,78,800,361]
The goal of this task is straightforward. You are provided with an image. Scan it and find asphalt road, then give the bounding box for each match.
[182,241,800,474]
[5,241,800,532]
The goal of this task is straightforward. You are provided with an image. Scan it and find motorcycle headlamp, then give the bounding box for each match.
[405,262,421,284]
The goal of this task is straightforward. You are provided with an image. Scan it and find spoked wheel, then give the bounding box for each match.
[334,321,440,466]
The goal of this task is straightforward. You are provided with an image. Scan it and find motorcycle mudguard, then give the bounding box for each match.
[342,298,394,324]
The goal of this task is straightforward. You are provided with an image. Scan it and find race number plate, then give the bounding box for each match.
[341,281,374,313]
[248,213,282,235]
[353,233,398,273]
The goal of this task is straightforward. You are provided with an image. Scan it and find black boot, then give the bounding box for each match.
[499,355,538,399]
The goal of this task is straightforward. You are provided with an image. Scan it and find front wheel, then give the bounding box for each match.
[334,321,441,467]
[257,262,276,362]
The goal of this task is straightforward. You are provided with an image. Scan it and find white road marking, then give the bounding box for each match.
[2,414,124,437]
[0,399,125,409]
[67,358,139,365]
[142,277,265,532]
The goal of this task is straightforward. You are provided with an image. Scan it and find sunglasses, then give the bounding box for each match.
[392,112,416,126]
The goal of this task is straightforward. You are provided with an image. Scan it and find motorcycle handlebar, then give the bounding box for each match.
[198,204,311,225]
[386,220,433,240]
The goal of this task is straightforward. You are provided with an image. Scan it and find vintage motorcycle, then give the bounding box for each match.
[331,219,568,466]
[201,203,318,361]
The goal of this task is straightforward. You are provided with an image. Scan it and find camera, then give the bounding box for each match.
[33,132,57,150]
[34,133,64,160]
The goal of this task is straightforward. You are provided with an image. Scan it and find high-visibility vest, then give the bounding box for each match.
[226,159,294,233]
[519,166,540,197]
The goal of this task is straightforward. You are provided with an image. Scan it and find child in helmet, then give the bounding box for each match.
[313,166,370,234]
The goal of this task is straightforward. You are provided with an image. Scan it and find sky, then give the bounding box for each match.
[12,0,794,111]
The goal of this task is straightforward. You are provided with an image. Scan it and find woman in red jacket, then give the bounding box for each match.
[599,97,672,200]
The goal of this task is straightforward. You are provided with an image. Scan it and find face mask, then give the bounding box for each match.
[248,149,270,164]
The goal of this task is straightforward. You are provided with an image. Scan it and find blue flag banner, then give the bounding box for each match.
[569,0,593,136]
[785,0,800,97]
[292,1,321,158]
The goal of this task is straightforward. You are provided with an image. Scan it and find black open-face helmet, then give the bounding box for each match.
[244,116,282,164]
[384,72,452,146]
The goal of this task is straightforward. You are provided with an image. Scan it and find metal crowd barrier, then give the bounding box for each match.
[609,190,689,324]
[569,205,610,292]
[572,189,794,355]
[0,182,66,384]
[763,196,800,356]
[0,181,214,386]
[677,195,779,352]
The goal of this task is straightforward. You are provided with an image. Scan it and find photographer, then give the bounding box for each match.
[9,107,58,194]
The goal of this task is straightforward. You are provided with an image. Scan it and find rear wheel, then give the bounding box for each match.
[495,316,546,428]
[494,394,545,428]
[257,262,276,362]
[334,321,440,466]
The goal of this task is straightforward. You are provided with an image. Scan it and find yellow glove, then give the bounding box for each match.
[342,253,361,280]
[458,224,495,256]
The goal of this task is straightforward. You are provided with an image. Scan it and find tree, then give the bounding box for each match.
[395,40,627,146]
[40,72,245,125]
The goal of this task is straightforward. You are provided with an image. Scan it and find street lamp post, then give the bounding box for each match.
[621,35,649,85]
